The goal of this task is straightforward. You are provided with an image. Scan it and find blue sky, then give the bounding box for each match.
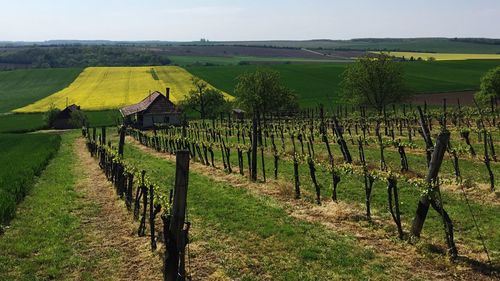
[0,0,498,41]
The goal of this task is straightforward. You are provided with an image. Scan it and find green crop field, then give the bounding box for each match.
[187,60,500,107]
[0,133,61,225]
[0,68,83,113]
[169,55,345,66]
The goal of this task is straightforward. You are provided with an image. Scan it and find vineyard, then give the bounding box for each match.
[60,97,499,279]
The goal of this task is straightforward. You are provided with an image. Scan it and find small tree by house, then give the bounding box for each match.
[341,53,409,113]
[43,104,61,128]
[69,110,88,127]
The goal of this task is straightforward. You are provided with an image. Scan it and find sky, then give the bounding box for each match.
[0,0,499,41]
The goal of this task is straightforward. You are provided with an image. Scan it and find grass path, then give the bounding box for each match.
[72,136,162,280]
[0,132,162,280]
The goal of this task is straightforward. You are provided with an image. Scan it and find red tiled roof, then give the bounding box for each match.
[120,92,163,116]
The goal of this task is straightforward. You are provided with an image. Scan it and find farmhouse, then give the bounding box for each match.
[52,104,83,129]
[120,88,181,129]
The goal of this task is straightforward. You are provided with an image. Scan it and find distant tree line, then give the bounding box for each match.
[450,38,500,45]
[0,46,171,68]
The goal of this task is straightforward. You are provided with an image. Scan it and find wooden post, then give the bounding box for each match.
[164,150,190,281]
[101,126,106,145]
[251,113,258,181]
[118,126,126,157]
[411,130,458,258]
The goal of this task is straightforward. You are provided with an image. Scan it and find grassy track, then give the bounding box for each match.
[0,133,81,280]
[0,133,61,226]
[15,66,231,112]
[0,68,82,113]
[187,60,500,107]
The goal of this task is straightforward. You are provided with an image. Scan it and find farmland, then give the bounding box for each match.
[0,133,61,226]
[1,43,500,280]
[15,66,230,113]
[223,38,500,54]
[187,60,500,107]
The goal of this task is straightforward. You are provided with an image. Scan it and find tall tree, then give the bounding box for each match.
[235,68,298,115]
[182,77,229,119]
[341,53,408,113]
[475,66,500,103]
[235,68,298,181]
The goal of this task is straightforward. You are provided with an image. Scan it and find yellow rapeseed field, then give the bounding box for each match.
[15,66,231,112]
[375,51,500,61]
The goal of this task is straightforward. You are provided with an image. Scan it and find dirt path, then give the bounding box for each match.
[408,90,476,105]
[72,137,163,280]
[128,137,496,280]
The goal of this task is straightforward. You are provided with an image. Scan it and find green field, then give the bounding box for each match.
[169,55,345,66]
[0,68,82,113]
[187,60,500,106]
[0,133,61,225]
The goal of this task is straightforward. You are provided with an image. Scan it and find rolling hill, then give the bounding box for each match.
[15,66,231,112]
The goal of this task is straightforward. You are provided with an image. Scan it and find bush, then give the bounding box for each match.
[43,105,61,128]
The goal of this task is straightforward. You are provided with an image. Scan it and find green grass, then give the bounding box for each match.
[187,60,500,107]
[0,68,83,113]
[0,133,82,281]
[0,133,61,226]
